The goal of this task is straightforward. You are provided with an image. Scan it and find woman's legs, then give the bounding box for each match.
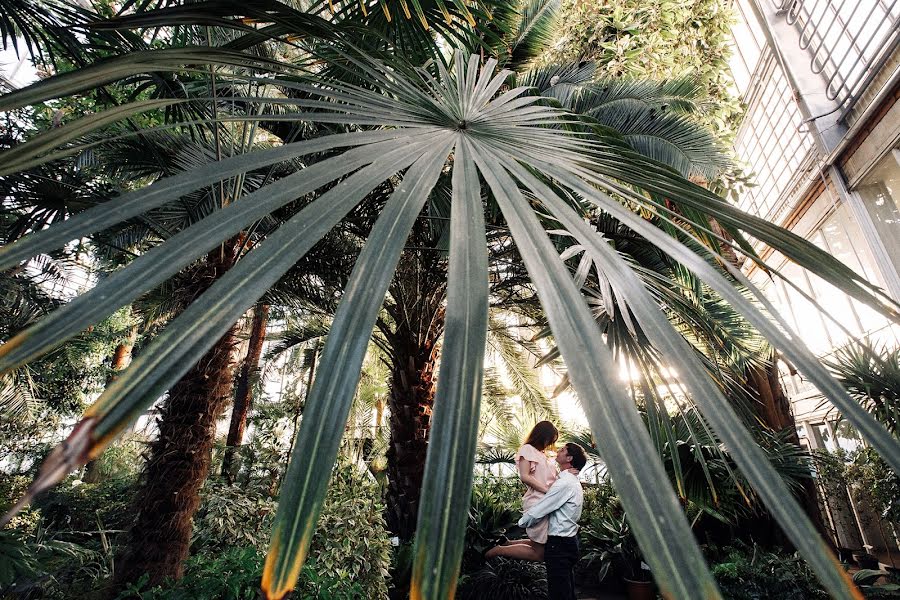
[485,539,544,561]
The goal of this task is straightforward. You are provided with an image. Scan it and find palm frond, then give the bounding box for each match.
[487,315,558,423]
[825,341,900,437]
[1,43,895,600]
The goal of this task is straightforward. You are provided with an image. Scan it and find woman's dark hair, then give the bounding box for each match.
[524,421,559,452]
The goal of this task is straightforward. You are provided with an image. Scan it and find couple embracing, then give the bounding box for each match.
[486,421,587,600]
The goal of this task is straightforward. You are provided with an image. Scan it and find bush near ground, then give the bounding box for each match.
[2,465,391,599]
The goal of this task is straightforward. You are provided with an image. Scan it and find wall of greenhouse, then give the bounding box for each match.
[728,0,900,560]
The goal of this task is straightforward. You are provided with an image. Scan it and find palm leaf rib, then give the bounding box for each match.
[0,129,409,270]
[469,145,720,599]
[548,166,900,475]
[90,139,445,443]
[1,48,898,600]
[499,157,860,598]
[0,135,434,374]
[410,138,488,599]
[263,138,454,600]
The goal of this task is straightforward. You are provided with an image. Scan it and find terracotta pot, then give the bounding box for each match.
[624,577,655,600]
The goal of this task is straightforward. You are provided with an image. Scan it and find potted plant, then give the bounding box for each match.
[851,548,881,571]
[582,511,654,600]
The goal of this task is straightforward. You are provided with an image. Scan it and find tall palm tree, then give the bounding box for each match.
[0,4,898,600]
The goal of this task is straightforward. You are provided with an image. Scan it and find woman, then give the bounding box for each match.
[485,421,559,561]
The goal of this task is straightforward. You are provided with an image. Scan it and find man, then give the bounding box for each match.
[518,442,587,600]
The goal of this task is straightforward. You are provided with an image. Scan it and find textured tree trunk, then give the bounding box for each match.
[381,247,448,541]
[114,247,243,589]
[114,324,240,587]
[83,327,138,484]
[746,353,836,549]
[384,319,442,541]
[222,303,269,481]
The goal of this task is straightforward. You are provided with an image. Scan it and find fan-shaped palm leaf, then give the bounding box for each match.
[2,45,898,600]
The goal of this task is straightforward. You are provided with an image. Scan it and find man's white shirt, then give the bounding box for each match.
[517,471,583,537]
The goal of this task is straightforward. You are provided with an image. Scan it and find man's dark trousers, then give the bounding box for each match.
[545,535,579,600]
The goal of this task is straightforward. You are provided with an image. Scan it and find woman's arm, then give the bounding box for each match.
[517,459,550,493]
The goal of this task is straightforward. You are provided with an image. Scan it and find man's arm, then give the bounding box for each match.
[517,478,573,528]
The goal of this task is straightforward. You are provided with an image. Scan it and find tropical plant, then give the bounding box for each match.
[845,447,900,527]
[826,341,900,437]
[1,4,899,600]
[708,542,830,600]
[0,522,104,597]
[461,477,522,574]
[547,0,743,137]
[852,569,900,599]
[581,505,649,583]
[191,480,277,551]
[457,557,548,600]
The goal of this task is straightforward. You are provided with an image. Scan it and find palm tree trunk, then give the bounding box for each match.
[384,309,444,540]
[114,323,240,587]
[222,303,269,481]
[746,353,836,549]
[114,247,243,589]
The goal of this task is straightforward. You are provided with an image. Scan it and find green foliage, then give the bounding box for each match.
[853,569,900,599]
[708,543,829,600]
[845,447,900,526]
[118,548,380,600]
[579,494,648,583]
[0,525,103,595]
[299,466,392,597]
[84,433,145,481]
[580,481,619,517]
[0,529,41,589]
[0,475,40,534]
[115,548,268,600]
[461,477,523,573]
[117,466,390,599]
[457,557,548,600]
[813,447,900,529]
[192,480,276,552]
[547,0,742,138]
[36,476,135,535]
[0,306,139,479]
[826,342,900,437]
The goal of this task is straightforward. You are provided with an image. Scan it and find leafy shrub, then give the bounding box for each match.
[36,476,135,536]
[580,481,618,521]
[854,568,900,598]
[118,547,373,600]
[118,465,391,599]
[457,558,548,600]
[192,480,276,551]
[708,543,828,600]
[115,548,267,600]
[461,477,522,574]
[0,475,40,535]
[0,527,103,596]
[301,466,391,597]
[845,447,900,526]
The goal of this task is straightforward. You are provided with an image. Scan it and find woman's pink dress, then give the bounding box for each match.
[515,443,557,544]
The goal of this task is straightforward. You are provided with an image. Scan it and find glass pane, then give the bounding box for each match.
[816,423,836,452]
[833,420,864,454]
[857,153,900,276]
